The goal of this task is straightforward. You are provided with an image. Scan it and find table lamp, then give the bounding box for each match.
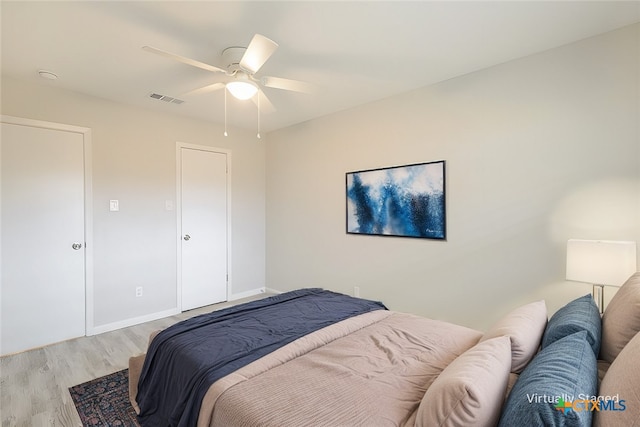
[566,239,637,314]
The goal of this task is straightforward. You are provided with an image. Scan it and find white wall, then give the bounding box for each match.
[266,24,640,330]
[1,77,266,332]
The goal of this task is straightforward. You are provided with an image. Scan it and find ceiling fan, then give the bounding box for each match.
[142,34,314,111]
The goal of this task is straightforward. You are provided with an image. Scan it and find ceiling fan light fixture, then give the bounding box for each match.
[226,81,258,100]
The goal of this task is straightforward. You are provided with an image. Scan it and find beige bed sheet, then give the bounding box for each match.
[197,311,483,427]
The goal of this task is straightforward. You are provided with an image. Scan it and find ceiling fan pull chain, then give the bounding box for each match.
[224,88,228,137]
[257,93,261,139]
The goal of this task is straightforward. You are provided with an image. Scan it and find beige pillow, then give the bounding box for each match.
[597,360,611,387]
[481,300,547,373]
[416,336,511,427]
[504,372,519,401]
[594,331,640,427]
[600,272,640,363]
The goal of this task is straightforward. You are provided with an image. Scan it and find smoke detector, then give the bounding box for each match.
[38,70,58,80]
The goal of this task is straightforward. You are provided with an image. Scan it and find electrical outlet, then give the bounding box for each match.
[354,286,360,297]
[135,286,143,297]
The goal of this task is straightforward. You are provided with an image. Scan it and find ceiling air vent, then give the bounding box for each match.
[149,93,184,105]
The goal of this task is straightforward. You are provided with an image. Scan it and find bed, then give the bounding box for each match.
[129,273,640,427]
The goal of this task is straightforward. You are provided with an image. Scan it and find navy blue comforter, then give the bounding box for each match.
[136,288,386,427]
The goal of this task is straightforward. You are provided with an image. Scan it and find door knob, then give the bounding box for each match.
[72,243,83,250]
[183,234,191,241]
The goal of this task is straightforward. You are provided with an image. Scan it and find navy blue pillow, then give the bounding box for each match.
[541,294,601,356]
[499,331,598,427]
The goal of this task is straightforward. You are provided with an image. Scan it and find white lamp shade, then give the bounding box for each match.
[566,239,637,286]
[226,81,258,100]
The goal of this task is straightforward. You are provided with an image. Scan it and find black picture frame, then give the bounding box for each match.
[346,160,446,240]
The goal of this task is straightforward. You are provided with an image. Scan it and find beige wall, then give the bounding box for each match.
[1,77,266,331]
[266,24,640,329]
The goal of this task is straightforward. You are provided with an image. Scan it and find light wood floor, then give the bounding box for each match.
[0,294,269,427]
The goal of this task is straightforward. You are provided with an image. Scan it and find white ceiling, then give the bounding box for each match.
[2,1,639,133]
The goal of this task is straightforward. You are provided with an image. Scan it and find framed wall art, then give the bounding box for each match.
[346,160,446,240]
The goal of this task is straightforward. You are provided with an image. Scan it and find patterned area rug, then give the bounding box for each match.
[69,369,140,426]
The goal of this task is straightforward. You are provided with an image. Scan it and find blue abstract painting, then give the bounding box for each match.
[346,161,446,239]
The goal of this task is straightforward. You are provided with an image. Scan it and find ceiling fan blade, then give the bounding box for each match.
[240,34,278,75]
[261,76,316,94]
[184,82,225,96]
[142,46,226,74]
[252,90,276,114]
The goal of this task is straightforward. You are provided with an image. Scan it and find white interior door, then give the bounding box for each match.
[180,146,228,311]
[1,122,86,355]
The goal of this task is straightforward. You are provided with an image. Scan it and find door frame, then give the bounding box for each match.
[176,142,232,311]
[0,115,94,336]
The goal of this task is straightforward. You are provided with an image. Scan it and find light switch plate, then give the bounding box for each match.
[109,200,119,211]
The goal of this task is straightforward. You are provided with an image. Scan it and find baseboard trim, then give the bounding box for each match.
[229,287,267,301]
[88,307,180,336]
[88,288,273,336]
